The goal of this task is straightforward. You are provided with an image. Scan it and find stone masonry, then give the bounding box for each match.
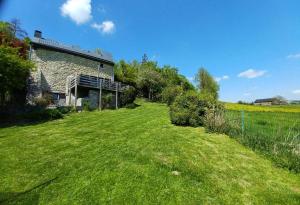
[27,48,114,104]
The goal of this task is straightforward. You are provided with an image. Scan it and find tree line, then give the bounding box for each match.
[0,20,34,110]
[114,55,222,128]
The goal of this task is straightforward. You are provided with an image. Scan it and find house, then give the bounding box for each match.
[254,97,288,106]
[27,30,127,109]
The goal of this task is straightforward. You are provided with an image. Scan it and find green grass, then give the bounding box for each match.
[1,99,300,204]
[225,110,300,172]
[225,102,300,113]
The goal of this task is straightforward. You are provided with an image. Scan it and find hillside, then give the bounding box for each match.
[0,100,300,204]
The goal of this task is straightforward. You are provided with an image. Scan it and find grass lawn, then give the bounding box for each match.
[225,110,300,172]
[0,100,300,204]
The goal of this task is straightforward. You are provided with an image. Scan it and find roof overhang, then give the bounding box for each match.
[31,37,114,66]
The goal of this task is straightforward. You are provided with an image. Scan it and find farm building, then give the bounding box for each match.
[27,30,128,109]
[254,97,288,106]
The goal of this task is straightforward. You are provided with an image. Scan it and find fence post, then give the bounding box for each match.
[241,110,245,136]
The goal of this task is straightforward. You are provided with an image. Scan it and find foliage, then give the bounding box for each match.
[120,86,137,106]
[82,99,92,111]
[0,20,33,107]
[170,91,209,127]
[114,60,139,87]
[137,62,165,100]
[57,106,73,114]
[21,108,63,121]
[0,100,299,204]
[203,103,229,133]
[195,67,219,101]
[0,46,34,105]
[114,59,195,103]
[161,85,183,106]
[102,93,113,109]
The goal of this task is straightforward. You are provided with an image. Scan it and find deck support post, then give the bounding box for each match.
[115,83,118,109]
[68,88,71,106]
[74,74,78,110]
[99,80,102,111]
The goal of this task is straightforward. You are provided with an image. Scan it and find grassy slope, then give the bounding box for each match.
[0,100,300,204]
[225,102,300,113]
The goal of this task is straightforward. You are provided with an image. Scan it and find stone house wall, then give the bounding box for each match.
[27,48,114,103]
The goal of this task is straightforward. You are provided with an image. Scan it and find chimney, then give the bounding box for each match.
[34,30,42,38]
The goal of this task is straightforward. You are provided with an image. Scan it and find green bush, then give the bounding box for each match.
[57,106,73,114]
[161,86,183,106]
[82,99,92,111]
[24,109,63,121]
[170,91,208,127]
[102,93,113,109]
[203,103,229,133]
[120,86,137,106]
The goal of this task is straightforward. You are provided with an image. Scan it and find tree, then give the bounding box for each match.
[114,60,138,87]
[195,68,219,101]
[137,61,164,100]
[9,19,28,39]
[0,20,34,107]
[142,53,148,64]
[0,46,34,106]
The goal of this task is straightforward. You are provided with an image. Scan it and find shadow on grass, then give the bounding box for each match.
[0,176,59,205]
[123,103,141,109]
[0,118,57,129]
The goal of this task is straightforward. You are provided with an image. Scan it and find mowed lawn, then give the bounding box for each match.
[0,100,300,204]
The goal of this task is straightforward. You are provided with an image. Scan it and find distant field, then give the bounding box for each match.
[225,102,300,113]
[225,107,300,172]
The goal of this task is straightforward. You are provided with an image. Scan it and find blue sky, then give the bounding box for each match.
[1,0,300,102]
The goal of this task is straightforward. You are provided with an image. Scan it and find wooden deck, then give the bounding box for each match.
[69,74,129,92]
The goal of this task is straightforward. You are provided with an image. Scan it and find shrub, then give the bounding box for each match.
[161,86,183,106]
[120,86,137,106]
[203,103,229,133]
[82,99,92,111]
[33,93,53,108]
[102,93,113,109]
[170,91,208,127]
[24,109,63,121]
[57,106,73,114]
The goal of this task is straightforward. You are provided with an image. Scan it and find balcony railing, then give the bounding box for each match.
[69,74,129,92]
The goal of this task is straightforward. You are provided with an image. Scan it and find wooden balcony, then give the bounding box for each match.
[69,74,129,92]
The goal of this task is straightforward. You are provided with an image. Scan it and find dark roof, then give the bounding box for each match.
[254,98,277,103]
[31,37,114,65]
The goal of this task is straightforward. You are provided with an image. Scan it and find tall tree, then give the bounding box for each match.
[9,19,28,39]
[0,21,34,107]
[195,68,219,101]
[141,53,148,64]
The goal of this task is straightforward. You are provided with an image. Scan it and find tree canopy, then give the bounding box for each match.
[195,67,219,101]
[0,20,34,107]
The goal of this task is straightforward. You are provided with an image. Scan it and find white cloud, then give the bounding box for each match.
[292,89,300,95]
[215,77,222,82]
[91,21,115,34]
[60,0,92,25]
[243,93,251,96]
[215,75,229,82]
[238,69,266,79]
[187,76,194,82]
[287,53,300,59]
[222,75,229,80]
